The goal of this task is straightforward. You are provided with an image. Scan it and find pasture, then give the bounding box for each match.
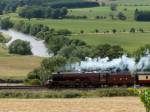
[100,0,150,5]
[0,97,145,112]
[70,32,150,53]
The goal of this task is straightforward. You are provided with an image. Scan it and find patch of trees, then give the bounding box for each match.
[134,44,150,61]
[0,17,13,30]
[26,56,67,85]
[9,39,32,55]
[92,44,124,59]
[135,10,150,21]
[18,6,68,19]
[0,0,49,13]
[49,1,99,8]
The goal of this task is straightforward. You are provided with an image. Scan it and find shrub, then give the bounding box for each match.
[57,29,72,36]
[27,79,42,86]
[117,12,127,20]
[0,17,13,30]
[9,39,32,55]
[0,33,7,43]
[140,90,150,112]
[130,28,136,33]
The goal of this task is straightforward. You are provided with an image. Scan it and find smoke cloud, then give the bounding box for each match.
[66,54,150,73]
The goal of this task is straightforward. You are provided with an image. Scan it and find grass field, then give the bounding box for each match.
[100,0,150,5]
[0,97,145,112]
[0,55,42,79]
[69,6,150,20]
[70,32,150,53]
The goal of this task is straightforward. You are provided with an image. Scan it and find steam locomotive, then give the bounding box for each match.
[45,72,150,88]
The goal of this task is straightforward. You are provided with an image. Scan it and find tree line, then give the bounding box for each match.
[49,1,99,8]
[135,9,150,21]
[18,6,68,19]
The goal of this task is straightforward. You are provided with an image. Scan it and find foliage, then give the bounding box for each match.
[135,10,150,21]
[57,29,72,36]
[134,44,150,61]
[27,56,67,85]
[0,17,13,30]
[117,12,127,20]
[0,88,136,98]
[9,39,32,55]
[0,33,7,43]
[140,90,150,112]
[93,44,124,59]
[110,3,117,11]
[50,1,99,8]
[18,6,68,19]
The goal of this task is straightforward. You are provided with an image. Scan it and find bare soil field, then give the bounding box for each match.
[0,97,145,112]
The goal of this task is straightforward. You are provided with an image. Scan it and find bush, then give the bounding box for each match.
[57,29,72,36]
[0,33,7,43]
[0,17,13,30]
[117,12,127,20]
[9,39,32,55]
[27,79,42,86]
[140,90,150,112]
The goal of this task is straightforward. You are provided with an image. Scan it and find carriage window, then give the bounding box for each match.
[146,76,148,79]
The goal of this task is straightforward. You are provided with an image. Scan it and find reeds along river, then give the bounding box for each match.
[0,29,51,57]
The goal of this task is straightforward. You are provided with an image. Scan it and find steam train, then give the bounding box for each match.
[45,72,150,88]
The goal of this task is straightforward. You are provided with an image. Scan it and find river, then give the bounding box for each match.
[0,29,51,57]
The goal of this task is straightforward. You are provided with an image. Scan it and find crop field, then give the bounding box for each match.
[0,97,145,112]
[0,55,42,79]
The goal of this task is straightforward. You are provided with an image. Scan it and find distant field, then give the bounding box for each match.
[70,32,150,53]
[69,6,150,20]
[0,97,145,112]
[0,55,42,79]
[101,0,150,5]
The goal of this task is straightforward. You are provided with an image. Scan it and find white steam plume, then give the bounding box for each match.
[66,54,150,72]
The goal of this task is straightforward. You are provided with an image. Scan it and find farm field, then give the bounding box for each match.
[0,55,42,79]
[0,97,145,112]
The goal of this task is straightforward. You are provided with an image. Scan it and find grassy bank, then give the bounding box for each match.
[0,88,137,98]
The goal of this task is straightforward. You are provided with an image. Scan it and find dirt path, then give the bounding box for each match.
[0,97,145,112]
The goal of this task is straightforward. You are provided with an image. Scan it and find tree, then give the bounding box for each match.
[60,7,68,18]
[134,44,150,61]
[130,28,136,33]
[9,39,32,55]
[93,44,124,59]
[110,3,117,11]
[0,17,13,29]
[117,12,127,20]
[51,9,61,19]
[27,56,67,85]
[112,29,117,34]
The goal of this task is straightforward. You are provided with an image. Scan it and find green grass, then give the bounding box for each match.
[70,32,150,53]
[101,0,150,5]
[69,6,150,20]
